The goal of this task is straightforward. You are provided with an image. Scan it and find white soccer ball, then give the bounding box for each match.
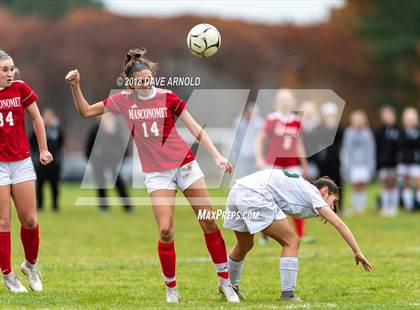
[187,23,221,58]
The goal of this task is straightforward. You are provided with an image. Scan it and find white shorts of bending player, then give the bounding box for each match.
[144,160,204,194]
[0,157,36,186]
[224,184,287,235]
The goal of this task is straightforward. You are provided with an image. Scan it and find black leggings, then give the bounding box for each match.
[93,165,132,211]
[36,164,61,210]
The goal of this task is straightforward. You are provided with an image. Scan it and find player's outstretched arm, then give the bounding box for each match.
[65,69,106,118]
[26,103,53,165]
[318,206,373,272]
[179,110,232,173]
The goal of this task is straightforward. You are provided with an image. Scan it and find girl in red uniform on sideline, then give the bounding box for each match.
[0,50,53,293]
[255,89,313,244]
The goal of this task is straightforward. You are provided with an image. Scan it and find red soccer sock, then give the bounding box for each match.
[157,241,176,288]
[293,218,305,238]
[204,229,229,280]
[0,231,11,275]
[20,224,40,265]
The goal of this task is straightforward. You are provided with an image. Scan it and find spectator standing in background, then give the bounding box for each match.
[300,100,321,180]
[375,106,400,217]
[231,102,262,180]
[396,107,420,211]
[85,113,133,213]
[341,110,376,214]
[30,109,64,212]
[313,102,344,212]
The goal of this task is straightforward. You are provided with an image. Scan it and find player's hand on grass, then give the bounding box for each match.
[40,150,53,166]
[65,69,80,86]
[214,155,233,173]
[355,252,372,272]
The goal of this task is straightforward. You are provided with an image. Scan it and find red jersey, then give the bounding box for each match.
[103,87,194,172]
[0,80,38,162]
[263,111,302,168]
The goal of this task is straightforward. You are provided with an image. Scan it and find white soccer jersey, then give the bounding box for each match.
[235,169,328,219]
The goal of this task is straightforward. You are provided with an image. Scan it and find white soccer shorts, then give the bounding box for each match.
[0,157,37,186]
[397,164,420,178]
[144,160,204,194]
[378,167,396,181]
[349,166,372,184]
[223,184,286,235]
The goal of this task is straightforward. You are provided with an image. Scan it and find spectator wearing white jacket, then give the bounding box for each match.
[341,110,376,214]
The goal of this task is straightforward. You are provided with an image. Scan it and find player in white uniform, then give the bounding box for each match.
[224,169,372,301]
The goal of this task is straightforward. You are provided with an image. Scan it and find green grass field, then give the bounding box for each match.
[0,183,419,309]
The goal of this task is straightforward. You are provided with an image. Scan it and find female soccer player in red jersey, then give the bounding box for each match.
[255,89,312,243]
[65,48,239,303]
[0,50,53,293]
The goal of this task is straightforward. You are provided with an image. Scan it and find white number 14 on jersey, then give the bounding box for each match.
[0,112,14,127]
[142,121,159,137]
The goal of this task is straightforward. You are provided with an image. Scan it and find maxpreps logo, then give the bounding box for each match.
[0,97,20,109]
[197,209,260,221]
[128,106,168,120]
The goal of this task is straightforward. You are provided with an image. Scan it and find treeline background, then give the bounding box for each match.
[0,0,418,150]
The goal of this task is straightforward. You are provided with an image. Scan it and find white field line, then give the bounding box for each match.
[75,196,229,206]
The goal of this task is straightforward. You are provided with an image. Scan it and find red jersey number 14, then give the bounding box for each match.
[0,111,15,127]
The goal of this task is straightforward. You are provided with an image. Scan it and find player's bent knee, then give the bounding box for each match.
[198,219,217,233]
[159,228,173,243]
[291,236,300,250]
[0,217,11,231]
[284,235,300,250]
[243,241,254,253]
[21,218,38,229]
[237,239,254,255]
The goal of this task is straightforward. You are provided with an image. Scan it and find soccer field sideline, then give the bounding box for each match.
[0,183,419,309]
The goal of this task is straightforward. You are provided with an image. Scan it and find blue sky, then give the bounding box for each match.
[103,0,345,25]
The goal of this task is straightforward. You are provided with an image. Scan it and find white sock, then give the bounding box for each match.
[381,190,389,206]
[351,192,359,211]
[3,271,14,280]
[389,188,399,207]
[215,262,230,285]
[280,257,298,293]
[24,261,35,268]
[402,188,414,211]
[352,191,367,212]
[162,274,176,288]
[360,191,367,211]
[381,190,390,213]
[228,257,244,287]
[390,188,399,215]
